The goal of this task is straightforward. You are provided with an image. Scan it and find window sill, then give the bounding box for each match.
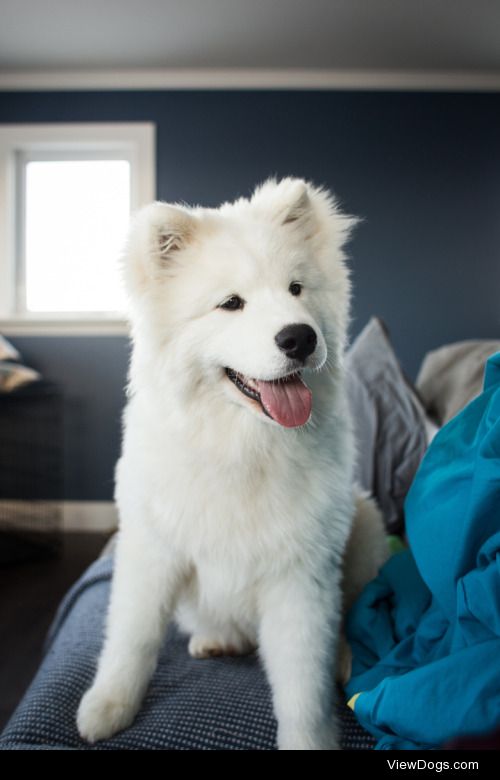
[0,318,130,337]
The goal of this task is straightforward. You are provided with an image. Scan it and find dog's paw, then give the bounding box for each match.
[278,721,340,750]
[77,684,139,743]
[188,634,242,658]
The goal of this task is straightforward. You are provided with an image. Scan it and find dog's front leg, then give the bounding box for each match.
[77,527,185,743]
[258,567,342,750]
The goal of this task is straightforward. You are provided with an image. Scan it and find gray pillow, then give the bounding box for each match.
[0,333,40,392]
[416,340,500,425]
[345,317,427,535]
[0,334,20,361]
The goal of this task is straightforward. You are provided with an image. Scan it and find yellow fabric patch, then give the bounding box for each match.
[347,692,362,711]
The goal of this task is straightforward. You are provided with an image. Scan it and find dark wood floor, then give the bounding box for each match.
[0,532,112,731]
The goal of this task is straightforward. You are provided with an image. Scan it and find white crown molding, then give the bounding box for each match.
[1,68,500,92]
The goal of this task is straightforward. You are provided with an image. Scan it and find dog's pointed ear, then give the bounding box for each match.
[252,177,359,248]
[279,182,311,226]
[252,178,312,228]
[123,202,196,293]
[151,204,196,268]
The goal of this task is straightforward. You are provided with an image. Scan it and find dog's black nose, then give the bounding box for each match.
[275,324,317,363]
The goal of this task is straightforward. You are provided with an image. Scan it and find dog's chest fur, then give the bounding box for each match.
[117,391,354,631]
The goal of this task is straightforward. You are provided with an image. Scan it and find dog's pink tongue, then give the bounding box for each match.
[256,374,312,428]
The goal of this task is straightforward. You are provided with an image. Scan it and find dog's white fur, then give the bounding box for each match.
[77,178,387,750]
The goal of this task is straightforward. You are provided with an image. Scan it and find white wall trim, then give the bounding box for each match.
[1,68,500,92]
[0,318,130,336]
[0,500,118,532]
[0,122,154,331]
[62,501,118,533]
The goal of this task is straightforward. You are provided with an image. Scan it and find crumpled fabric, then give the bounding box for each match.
[345,352,500,750]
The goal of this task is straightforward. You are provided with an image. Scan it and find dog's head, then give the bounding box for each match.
[122,178,357,428]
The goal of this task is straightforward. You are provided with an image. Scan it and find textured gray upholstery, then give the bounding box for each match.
[0,554,374,751]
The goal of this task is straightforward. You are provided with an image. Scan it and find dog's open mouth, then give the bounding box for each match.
[225,368,312,428]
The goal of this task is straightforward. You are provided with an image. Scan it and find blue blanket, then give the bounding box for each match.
[346,352,500,750]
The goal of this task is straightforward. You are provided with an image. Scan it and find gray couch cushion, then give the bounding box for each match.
[0,554,374,751]
[346,318,428,535]
[416,339,500,425]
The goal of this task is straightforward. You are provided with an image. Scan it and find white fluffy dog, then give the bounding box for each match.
[77,178,387,750]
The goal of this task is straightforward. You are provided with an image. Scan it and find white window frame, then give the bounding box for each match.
[0,123,156,335]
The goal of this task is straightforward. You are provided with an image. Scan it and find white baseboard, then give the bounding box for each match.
[62,501,118,533]
[0,500,118,533]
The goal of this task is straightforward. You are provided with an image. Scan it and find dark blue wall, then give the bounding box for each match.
[10,336,130,502]
[2,90,500,499]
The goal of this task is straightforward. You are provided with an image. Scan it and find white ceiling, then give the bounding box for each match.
[1,0,500,73]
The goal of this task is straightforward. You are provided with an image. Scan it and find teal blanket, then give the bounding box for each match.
[345,352,500,750]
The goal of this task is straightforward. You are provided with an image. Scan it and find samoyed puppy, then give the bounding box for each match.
[77,177,387,750]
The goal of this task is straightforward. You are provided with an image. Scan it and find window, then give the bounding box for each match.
[0,123,155,333]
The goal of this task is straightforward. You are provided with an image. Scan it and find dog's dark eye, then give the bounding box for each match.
[219,295,245,311]
[289,282,302,296]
